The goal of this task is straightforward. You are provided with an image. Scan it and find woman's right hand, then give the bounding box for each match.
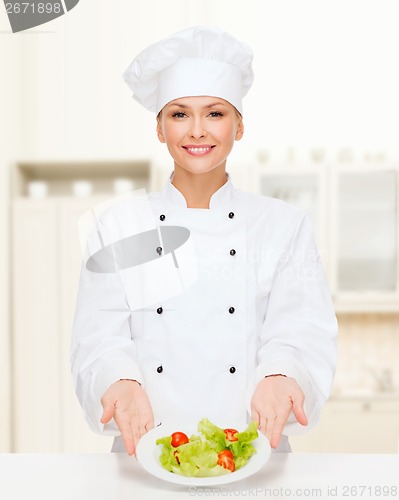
[100,379,154,455]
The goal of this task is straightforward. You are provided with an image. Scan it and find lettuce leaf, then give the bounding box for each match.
[197,418,228,452]
[229,420,258,469]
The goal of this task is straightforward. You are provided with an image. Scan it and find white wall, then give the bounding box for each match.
[5,0,399,164]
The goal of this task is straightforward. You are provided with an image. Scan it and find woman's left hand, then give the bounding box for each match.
[250,375,308,449]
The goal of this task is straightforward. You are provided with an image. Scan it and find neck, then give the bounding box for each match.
[171,165,228,208]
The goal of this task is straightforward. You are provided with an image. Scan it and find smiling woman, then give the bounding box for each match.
[71,25,338,458]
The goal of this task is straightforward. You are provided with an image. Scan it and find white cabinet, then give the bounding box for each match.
[290,397,399,453]
[12,198,114,452]
[254,162,399,312]
[12,201,61,452]
[331,165,399,312]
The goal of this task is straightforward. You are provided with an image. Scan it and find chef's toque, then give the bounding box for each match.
[122,25,254,115]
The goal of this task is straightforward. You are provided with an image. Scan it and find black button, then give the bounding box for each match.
[228,212,235,219]
[157,365,163,373]
[229,307,235,314]
[160,214,166,221]
[229,366,236,374]
[157,307,163,314]
[156,246,162,255]
[230,249,236,256]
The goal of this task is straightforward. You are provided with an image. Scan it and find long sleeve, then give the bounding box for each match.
[70,262,144,436]
[254,213,338,434]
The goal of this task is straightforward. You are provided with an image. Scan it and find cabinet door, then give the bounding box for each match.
[332,167,399,310]
[324,400,399,453]
[12,200,61,452]
[59,199,114,452]
[12,198,114,452]
[291,399,399,453]
[336,169,397,291]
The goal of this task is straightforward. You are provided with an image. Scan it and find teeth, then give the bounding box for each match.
[186,147,211,153]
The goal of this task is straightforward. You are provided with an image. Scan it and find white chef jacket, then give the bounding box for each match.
[71,172,338,453]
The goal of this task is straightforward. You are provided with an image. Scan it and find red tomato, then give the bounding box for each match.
[217,452,235,472]
[224,428,239,442]
[171,432,189,447]
[218,449,234,460]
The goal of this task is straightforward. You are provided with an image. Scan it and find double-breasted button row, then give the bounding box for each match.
[156,365,236,374]
[156,306,235,314]
[160,212,234,220]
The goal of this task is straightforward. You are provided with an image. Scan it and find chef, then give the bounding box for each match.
[71,26,338,455]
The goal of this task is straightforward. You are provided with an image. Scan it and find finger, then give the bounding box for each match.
[123,437,135,456]
[116,418,135,456]
[265,415,276,444]
[144,415,155,432]
[270,414,286,449]
[138,420,147,438]
[100,404,114,424]
[131,420,142,456]
[259,415,268,436]
[140,414,154,435]
[292,399,308,426]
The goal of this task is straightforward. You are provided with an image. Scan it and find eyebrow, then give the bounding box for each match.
[168,102,226,109]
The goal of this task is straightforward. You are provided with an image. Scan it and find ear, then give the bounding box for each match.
[156,119,166,143]
[235,118,244,141]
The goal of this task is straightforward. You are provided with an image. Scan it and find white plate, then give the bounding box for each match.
[135,423,271,487]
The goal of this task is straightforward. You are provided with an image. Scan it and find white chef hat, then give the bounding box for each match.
[122,25,254,115]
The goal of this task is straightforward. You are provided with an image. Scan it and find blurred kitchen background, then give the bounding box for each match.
[1,0,399,454]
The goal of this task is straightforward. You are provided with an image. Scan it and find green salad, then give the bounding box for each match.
[156,418,258,477]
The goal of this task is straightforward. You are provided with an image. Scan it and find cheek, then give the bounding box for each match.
[217,125,237,143]
[161,124,185,145]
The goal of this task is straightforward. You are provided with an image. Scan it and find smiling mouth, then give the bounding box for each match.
[182,145,215,155]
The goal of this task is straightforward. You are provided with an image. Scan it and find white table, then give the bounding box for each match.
[1,453,398,500]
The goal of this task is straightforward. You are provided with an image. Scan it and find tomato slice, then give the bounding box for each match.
[218,449,234,460]
[217,452,235,472]
[223,428,239,442]
[171,431,189,447]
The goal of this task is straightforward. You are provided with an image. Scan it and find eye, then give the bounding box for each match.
[172,112,187,118]
[208,111,223,118]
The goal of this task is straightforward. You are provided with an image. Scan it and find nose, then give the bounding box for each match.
[189,117,207,139]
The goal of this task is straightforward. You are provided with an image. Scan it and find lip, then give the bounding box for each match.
[182,145,215,156]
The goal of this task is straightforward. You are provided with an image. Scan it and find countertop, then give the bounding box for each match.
[1,453,398,500]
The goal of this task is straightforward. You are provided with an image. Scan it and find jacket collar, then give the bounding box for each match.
[161,171,235,209]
